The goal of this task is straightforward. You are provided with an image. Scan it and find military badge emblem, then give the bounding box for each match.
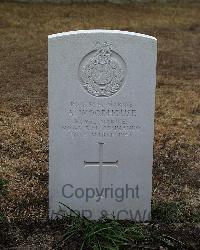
[79,42,126,97]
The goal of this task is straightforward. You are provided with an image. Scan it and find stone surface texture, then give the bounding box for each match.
[48,30,157,220]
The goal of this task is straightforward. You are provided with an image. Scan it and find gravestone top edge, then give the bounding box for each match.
[48,29,157,41]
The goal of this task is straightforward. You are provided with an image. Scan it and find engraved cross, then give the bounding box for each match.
[84,142,118,192]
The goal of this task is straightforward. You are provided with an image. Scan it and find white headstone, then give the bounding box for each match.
[48,30,157,221]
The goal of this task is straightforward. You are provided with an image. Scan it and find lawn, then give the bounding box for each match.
[0,1,200,249]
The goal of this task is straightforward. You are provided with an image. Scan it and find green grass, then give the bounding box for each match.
[0,179,9,195]
[152,202,185,223]
[55,203,147,250]
[54,203,190,250]
[152,201,200,223]
[0,178,9,221]
[0,211,6,222]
